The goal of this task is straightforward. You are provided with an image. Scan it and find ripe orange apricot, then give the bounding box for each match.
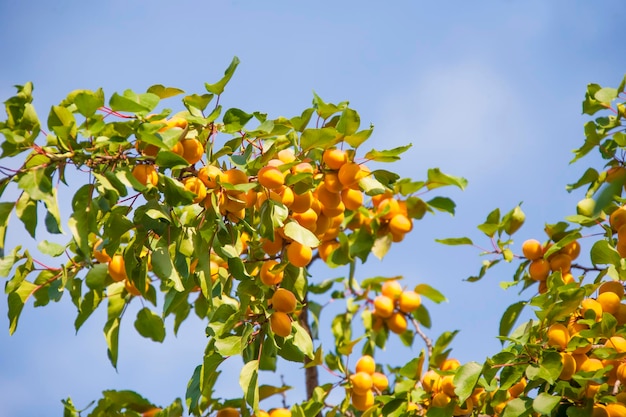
[376,198,401,220]
[323,148,347,170]
[549,253,572,273]
[324,171,344,193]
[350,371,373,395]
[108,255,127,282]
[561,241,581,260]
[371,372,389,392]
[599,280,625,298]
[197,165,224,188]
[124,278,149,296]
[261,235,283,256]
[559,352,576,380]
[606,403,626,417]
[290,190,313,213]
[268,408,291,417]
[386,312,408,334]
[421,369,441,393]
[224,168,249,185]
[611,207,626,231]
[388,213,413,235]
[216,407,240,417]
[286,241,313,268]
[351,390,374,411]
[373,295,395,318]
[254,411,270,417]
[355,355,376,375]
[132,164,159,186]
[93,239,111,263]
[260,260,284,285]
[134,140,160,157]
[508,378,527,398]
[277,148,296,164]
[381,280,403,300]
[529,259,550,281]
[581,298,603,321]
[522,239,543,261]
[318,239,340,263]
[316,182,342,209]
[340,188,363,211]
[183,177,207,204]
[440,374,456,397]
[547,323,569,350]
[398,291,421,313]
[271,288,297,313]
[292,209,318,232]
[441,358,461,371]
[172,138,204,164]
[598,291,621,315]
[270,311,292,337]
[338,162,362,188]
[605,336,626,353]
[431,392,451,408]
[258,165,285,190]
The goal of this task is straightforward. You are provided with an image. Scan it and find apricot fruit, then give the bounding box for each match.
[350,371,373,395]
[351,390,374,411]
[286,241,313,268]
[172,138,204,164]
[355,355,376,375]
[270,311,292,337]
[373,295,394,318]
[258,165,285,190]
[108,255,127,282]
[260,260,284,285]
[547,323,569,350]
[521,239,543,261]
[323,148,347,170]
[386,312,408,334]
[398,291,421,313]
[271,288,297,313]
[132,164,159,186]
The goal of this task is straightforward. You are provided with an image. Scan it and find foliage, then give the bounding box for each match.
[3,58,626,417]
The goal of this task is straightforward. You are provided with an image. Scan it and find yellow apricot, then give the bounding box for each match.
[131,164,159,186]
[388,213,413,235]
[559,352,576,380]
[421,369,441,393]
[134,140,159,157]
[340,188,363,211]
[108,255,127,282]
[290,190,313,213]
[440,374,456,397]
[372,372,389,392]
[224,168,249,185]
[318,239,340,263]
[508,378,526,398]
[350,371,373,395]
[581,298,604,321]
[197,165,224,188]
[599,280,625,298]
[270,311,292,337]
[183,177,207,204]
[398,291,421,313]
[605,336,626,353]
[172,138,204,164]
[286,241,313,268]
[351,390,374,411]
[386,312,408,334]
[324,171,344,193]
[606,403,626,417]
[431,392,451,408]
[376,198,401,220]
[373,295,395,318]
[522,239,543,260]
[381,280,403,300]
[338,162,362,188]
[258,165,285,190]
[323,148,347,170]
[260,260,284,285]
[547,323,570,350]
[561,241,581,260]
[549,253,572,273]
[268,408,291,417]
[611,207,626,231]
[277,148,295,163]
[598,291,621,315]
[93,239,111,263]
[216,408,240,417]
[355,355,376,375]
[271,288,297,313]
[529,259,551,281]
[441,358,461,371]
[261,235,283,256]
[592,404,609,417]
[292,209,318,232]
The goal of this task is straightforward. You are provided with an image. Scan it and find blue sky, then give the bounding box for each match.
[1,1,626,416]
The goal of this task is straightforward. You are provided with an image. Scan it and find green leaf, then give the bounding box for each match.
[73,89,104,117]
[345,127,373,149]
[300,127,338,152]
[532,393,561,415]
[36,240,65,257]
[414,283,447,303]
[146,84,185,99]
[134,307,166,342]
[290,108,314,132]
[336,108,360,136]
[594,87,618,104]
[223,108,253,133]
[152,246,184,292]
[590,240,621,266]
[283,221,320,248]
[205,56,240,95]
[0,201,14,256]
[426,168,468,190]
[364,144,411,162]
[109,90,159,113]
[427,197,456,215]
[414,304,431,328]
[502,397,533,417]
[499,301,526,340]
[453,361,482,403]
[594,179,623,216]
[292,321,314,359]
[8,280,36,334]
[214,335,242,356]
[240,359,259,411]
[312,92,341,119]
[259,384,292,401]
[104,316,121,369]
[75,289,103,331]
[435,237,473,246]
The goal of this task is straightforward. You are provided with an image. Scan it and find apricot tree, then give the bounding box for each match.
[2,57,626,417]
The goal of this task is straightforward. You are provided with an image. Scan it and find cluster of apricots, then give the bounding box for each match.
[418,358,479,416]
[215,407,291,417]
[349,355,389,411]
[522,238,580,293]
[610,206,626,257]
[371,280,422,335]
